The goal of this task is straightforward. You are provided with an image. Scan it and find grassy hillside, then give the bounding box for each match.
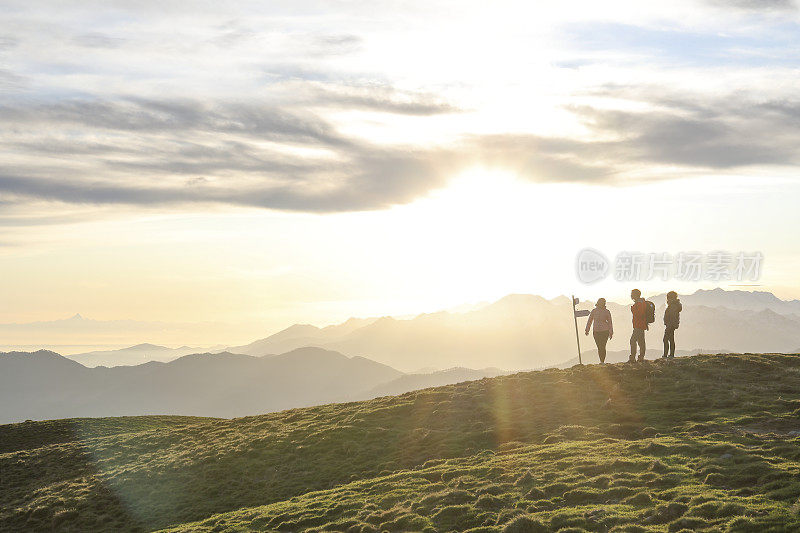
[0,415,218,454]
[2,354,800,532]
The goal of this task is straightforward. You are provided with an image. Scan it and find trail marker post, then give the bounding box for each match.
[572,295,589,365]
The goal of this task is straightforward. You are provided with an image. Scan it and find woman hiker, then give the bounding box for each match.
[585,297,613,364]
[663,291,682,359]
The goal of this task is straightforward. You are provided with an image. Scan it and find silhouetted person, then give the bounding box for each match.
[662,291,682,359]
[629,289,648,362]
[585,298,613,364]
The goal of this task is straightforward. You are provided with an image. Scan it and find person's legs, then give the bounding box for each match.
[637,330,646,361]
[594,330,609,363]
[666,327,676,358]
[629,330,637,362]
[663,329,670,358]
[630,329,645,361]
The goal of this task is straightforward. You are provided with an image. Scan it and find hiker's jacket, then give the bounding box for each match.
[664,300,682,329]
[631,298,648,330]
[585,307,613,336]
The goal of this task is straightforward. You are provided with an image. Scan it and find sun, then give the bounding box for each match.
[352,169,570,310]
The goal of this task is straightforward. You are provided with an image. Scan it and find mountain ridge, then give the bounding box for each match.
[0,347,401,423]
[228,288,800,371]
[0,347,504,424]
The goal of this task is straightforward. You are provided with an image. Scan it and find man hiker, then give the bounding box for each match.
[662,291,682,359]
[629,289,648,362]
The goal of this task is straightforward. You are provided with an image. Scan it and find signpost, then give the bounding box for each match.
[571,295,589,365]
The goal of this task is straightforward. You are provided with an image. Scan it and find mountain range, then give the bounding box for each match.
[677,288,800,314]
[227,289,800,371]
[4,287,800,425]
[64,343,205,367]
[0,347,506,424]
[6,288,800,371]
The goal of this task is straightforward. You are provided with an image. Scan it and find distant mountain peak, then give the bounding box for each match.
[129,343,167,351]
[493,293,552,306]
[0,349,84,368]
[31,349,62,357]
[684,288,800,312]
[284,323,320,333]
[698,288,725,294]
[496,293,546,303]
[280,346,348,359]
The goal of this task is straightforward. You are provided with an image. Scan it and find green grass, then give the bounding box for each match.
[0,415,219,454]
[2,354,800,532]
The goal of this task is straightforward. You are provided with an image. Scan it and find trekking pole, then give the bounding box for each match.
[572,296,590,365]
[572,295,582,365]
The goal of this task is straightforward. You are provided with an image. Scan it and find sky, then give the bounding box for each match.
[2,0,800,346]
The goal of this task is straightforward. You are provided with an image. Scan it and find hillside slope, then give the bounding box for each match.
[2,354,800,532]
[355,367,508,399]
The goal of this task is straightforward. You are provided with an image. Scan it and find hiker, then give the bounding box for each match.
[662,291,682,359]
[629,289,648,362]
[585,298,613,363]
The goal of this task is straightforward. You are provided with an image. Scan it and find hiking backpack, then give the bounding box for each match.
[645,300,656,324]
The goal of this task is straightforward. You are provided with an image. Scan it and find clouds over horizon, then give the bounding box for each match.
[2,1,800,217]
[4,86,800,213]
[0,89,463,213]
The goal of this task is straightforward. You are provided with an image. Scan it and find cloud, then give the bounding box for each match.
[0,69,26,91]
[463,134,614,183]
[293,82,460,115]
[461,89,800,185]
[0,95,461,212]
[567,88,800,170]
[0,98,349,146]
[0,211,94,228]
[0,146,457,213]
[0,37,19,50]
[209,21,259,48]
[209,20,363,56]
[2,88,800,214]
[72,32,128,49]
[307,34,362,56]
[708,0,796,11]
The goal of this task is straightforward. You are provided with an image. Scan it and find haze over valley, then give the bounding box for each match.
[3,288,800,424]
